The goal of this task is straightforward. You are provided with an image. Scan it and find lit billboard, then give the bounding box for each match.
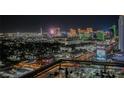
[96,45,106,61]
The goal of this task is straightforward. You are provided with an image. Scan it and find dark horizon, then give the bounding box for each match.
[0,15,119,33]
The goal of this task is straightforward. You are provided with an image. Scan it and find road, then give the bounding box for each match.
[35,62,80,78]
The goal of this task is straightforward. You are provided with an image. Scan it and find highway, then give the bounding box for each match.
[36,62,80,78]
[19,59,124,78]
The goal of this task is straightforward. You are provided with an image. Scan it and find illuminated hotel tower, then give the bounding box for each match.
[118,15,124,52]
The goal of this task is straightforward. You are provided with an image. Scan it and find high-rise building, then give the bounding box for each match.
[96,31,105,41]
[86,28,93,33]
[68,28,77,37]
[111,16,124,61]
[118,16,124,52]
[109,25,117,38]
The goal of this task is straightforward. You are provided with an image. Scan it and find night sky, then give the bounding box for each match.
[0,15,119,32]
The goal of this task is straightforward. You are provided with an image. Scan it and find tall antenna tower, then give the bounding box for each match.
[40,27,43,38]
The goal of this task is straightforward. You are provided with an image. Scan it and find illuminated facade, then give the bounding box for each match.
[96,31,105,41]
[68,28,77,37]
[78,28,93,40]
[86,28,93,33]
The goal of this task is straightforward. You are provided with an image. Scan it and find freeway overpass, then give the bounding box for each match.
[20,59,124,78]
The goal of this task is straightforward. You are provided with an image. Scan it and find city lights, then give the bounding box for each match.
[0,15,124,78]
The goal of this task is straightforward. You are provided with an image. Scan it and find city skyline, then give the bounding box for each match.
[1,15,124,78]
[0,15,119,32]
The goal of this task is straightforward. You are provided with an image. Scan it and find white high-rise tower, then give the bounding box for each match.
[118,16,124,52]
[111,16,124,61]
